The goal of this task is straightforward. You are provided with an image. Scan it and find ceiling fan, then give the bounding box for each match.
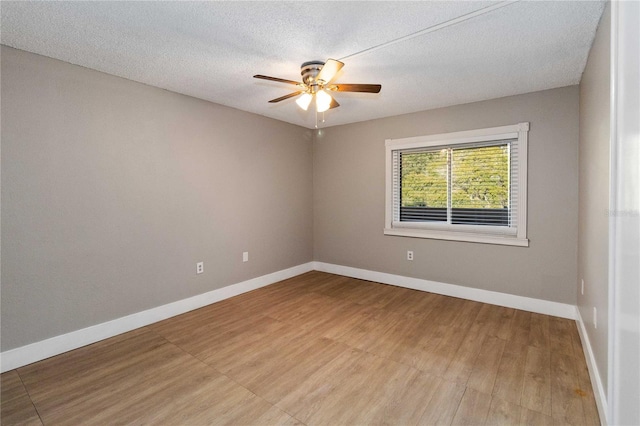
[253,59,381,113]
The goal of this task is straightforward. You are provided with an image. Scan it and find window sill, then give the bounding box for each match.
[384,227,529,247]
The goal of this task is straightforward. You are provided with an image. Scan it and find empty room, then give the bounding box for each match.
[1,1,638,425]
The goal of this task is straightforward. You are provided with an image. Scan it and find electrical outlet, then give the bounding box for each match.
[581,279,584,295]
[593,307,597,329]
[407,251,414,261]
[243,252,249,262]
[196,262,204,274]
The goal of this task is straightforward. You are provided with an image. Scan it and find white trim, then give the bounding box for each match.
[391,220,517,235]
[517,122,529,241]
[385,122,529,246]
[576,307,609,425]
[608,2,640,424]
[313,262,575,319]
[0,262,314,373]
[384,227,529,247]
[384,122,527,149]
[607,0,618,419]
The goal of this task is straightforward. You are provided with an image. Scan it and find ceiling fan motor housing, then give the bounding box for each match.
[300,61,325,91]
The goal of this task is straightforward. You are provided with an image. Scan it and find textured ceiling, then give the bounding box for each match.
[1,1,605,129]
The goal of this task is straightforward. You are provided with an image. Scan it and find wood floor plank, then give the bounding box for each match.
[278,348,393,424]
[417,379,467,425]
[350,281,412,309]
[0,371,42,426]
[277,347,437,426]
[385,317,441,370]
[37,349,211,422]
[141,374,300,425]
[568,320,587,359]
[493,307,517,340]
[520,406,557,425]
[0,271,601,426]
[364,308,431,360]
[318,356,427,426]
[529,313,551,351]
[449,299,484,330]
[382,287,441,319]
[275,347,367,420]
[17,327,156,386]
[507,309,532,347]
[521,346,552,415]
[262,291,333,323]
[221,336,350,405]
[427,296,468,327]
[415,325,468,376]
[155,314,287,360]
[366,370,443,425]
[324,277,383,306]
[18,331,174,408]
[467,335,506,394]
[303,272,351,295]
[303,302,371,340]
[549,316,577,357]
[474,304,515,340]
[485,396,524,425]
[271,293,360,333]
[492,340,528,405]
[574,349,601,425]
[551,352,587,425]
[451,387,492,425]
[149,298,247,337]
[36,348,220,424]
[334,306,407,351]
[443,322,488,384]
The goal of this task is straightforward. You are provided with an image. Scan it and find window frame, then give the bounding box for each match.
[384,122,529,247]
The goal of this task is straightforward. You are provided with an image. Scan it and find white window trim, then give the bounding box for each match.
[384,122,529,247]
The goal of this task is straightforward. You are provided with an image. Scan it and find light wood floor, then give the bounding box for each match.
[1,271,600,425]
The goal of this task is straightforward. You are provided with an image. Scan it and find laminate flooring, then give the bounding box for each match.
[1,271,600,425]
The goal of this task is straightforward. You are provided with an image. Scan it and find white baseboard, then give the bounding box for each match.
[0,261,580,374]
[0,262,314,373]
[576,307,609,425]
[313,262,576,319]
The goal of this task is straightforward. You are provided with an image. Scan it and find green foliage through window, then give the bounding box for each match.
[400,143,510,211]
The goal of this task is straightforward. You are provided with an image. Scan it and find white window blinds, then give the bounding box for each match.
[385,123,529,246]
[392,140,517,232]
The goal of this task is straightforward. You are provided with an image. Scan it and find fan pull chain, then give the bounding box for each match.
[314,111,326,128]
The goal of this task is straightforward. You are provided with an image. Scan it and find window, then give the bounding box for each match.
[385,123,529,246]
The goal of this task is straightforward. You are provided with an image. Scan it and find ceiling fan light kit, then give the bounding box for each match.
[315,90,332,113]
[295,92,313,110]
[254,58,382,120]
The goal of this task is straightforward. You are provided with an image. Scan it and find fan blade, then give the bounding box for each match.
[268,91,304,103]
[329,84,382,93]
[315,59,344,84]
[254,75,303,86]
[329,97,340,109]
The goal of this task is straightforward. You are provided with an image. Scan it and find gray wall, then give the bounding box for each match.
[578,2,610,398]
[1,46,314,351]
[314,86,579,304]
[0,45,586,354]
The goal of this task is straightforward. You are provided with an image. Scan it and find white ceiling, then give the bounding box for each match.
[1,1,605,129]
